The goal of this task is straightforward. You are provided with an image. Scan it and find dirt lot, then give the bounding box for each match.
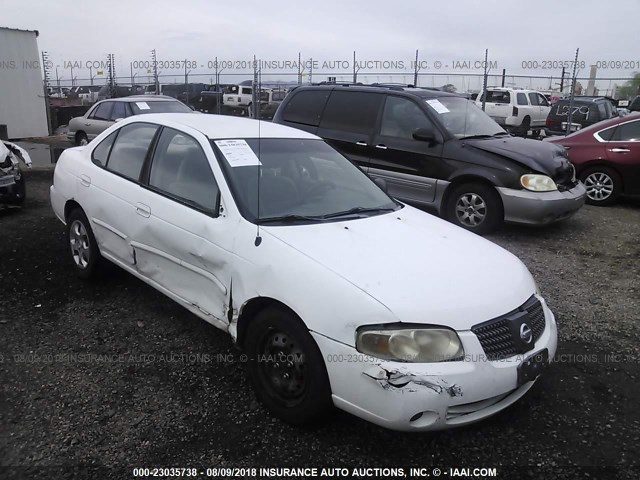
[1,169,639,480]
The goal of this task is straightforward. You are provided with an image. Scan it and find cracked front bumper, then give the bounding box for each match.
[497,183,586,226]
[313,297,558,431]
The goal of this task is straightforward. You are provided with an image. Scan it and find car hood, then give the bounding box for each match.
[263,206,536,331]
[465,137,572,181]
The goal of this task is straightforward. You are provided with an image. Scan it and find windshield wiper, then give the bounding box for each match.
[257,214,326,224]
[321,206,397,219]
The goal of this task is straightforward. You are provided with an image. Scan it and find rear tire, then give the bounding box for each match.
[446,182,503,235]
[517,116,531,137]
[75,132,88,146]
[244,306,333,425]
[580,166,621,206]
[66,208,103,279]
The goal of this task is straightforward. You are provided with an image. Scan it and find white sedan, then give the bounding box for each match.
[50,113,558,431]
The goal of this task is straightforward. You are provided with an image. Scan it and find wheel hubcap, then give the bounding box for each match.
[584,172,613,201]
[69,220,90,269]
[259,330,306,401]
[455,193,487,227]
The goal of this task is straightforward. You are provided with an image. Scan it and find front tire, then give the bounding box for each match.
[244,306,333,425]
[66,208,103,279]
[446,182,503,235]
[580,166,621,206]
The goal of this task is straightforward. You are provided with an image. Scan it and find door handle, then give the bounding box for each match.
[355,141,368,146]
[80,174,91,187]
[375,144,388,150]
[608,148,630,153]
[136,203,151,218]
[84,123,91,126]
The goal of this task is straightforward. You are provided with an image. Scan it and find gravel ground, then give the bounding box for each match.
[1,169,639,480]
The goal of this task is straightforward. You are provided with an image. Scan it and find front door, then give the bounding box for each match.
[368,95,444,204]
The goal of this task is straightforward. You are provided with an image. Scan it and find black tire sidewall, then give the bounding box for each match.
[66,209,101,279]
[244,307,332,424]
[446,183,503,235]
[76,132,88,146]
[579,166,621,206]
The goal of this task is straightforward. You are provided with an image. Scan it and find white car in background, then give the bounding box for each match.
[477,87,551,136]
[50,113,557,431]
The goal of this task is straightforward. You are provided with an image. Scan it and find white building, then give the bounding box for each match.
[0,27,49,139]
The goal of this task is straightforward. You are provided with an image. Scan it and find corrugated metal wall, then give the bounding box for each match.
[0,28,49,139]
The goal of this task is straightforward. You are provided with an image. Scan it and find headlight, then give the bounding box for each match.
[356,326,464,363]
[520,174,557,192]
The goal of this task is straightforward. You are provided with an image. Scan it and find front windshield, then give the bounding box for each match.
[213,138,399,223]
[426,96,506,139]
[130,100,192,114]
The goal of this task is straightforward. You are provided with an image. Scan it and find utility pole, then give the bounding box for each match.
[151,49,159,95]
[41,51,52,135]
[413,49,419,87]
[353,50,358,83]
[501,68,506,87]
[566,48,580,136]
[481,49,489,111]
[308,57,313,84]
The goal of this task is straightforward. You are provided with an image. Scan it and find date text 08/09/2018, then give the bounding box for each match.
[131,466,499,478]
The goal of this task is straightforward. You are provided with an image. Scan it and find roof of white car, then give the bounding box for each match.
[134,113,318,140]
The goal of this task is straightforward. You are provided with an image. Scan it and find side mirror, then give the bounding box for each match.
[373,177,388,193]
[412,127,437,143]
[114,118,124,123]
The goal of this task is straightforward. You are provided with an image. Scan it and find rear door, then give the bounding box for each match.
[316,90,384,171]
[606,119,640,194]
[368,95,444,204]
[132,126,231,323]
[79,122,160,265]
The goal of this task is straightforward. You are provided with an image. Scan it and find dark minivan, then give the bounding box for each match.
[273,84,586,233]
[545,97,616,136]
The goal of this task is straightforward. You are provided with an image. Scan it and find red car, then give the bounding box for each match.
[548,113,640,205]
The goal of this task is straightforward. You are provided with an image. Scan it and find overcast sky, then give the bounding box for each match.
[2,0,638,90]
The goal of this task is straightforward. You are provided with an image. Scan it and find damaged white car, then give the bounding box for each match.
[1,140,32,207]
[50,114,558,431]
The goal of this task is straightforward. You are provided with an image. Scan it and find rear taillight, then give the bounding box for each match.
[512,106,518,116]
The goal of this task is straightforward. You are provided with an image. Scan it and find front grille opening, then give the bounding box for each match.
[471,296,546,360]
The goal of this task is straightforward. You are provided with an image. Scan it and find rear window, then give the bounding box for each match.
[282,90,330,126]
[129,100,192,114]
[480,91,511,104]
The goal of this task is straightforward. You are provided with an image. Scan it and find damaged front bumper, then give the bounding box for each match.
[0,141,32,207]
[312,298,558,431]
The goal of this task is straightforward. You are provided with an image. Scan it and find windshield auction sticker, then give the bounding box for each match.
[214,139,262,167]
[135,102,151,110]
[425,99,450,114]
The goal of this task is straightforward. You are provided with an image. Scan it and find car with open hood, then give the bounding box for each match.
[0,140,32,207]
[273,84,586,234]
[50,113,558,431]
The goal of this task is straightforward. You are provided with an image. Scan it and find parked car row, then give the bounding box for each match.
[475,87,638,138]
[51,113,558,431]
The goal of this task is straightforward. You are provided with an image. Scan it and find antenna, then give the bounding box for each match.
[254,55,262,247]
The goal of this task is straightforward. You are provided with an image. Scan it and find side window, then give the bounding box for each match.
[597,103,607,120]
[320,91,384,134]
[149,128,219,212]
[538,94,549,107]
[517,93,528,105]
[379,96,434,139]
[528,93,540,106]
[597,126,617,141]
[92,102,113,121]
[612,120,640,142]
[91,131,117,167]
[107,123,158,181]
[241,87,252,95]
[110,102,128,121]
[282,90,330,126]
